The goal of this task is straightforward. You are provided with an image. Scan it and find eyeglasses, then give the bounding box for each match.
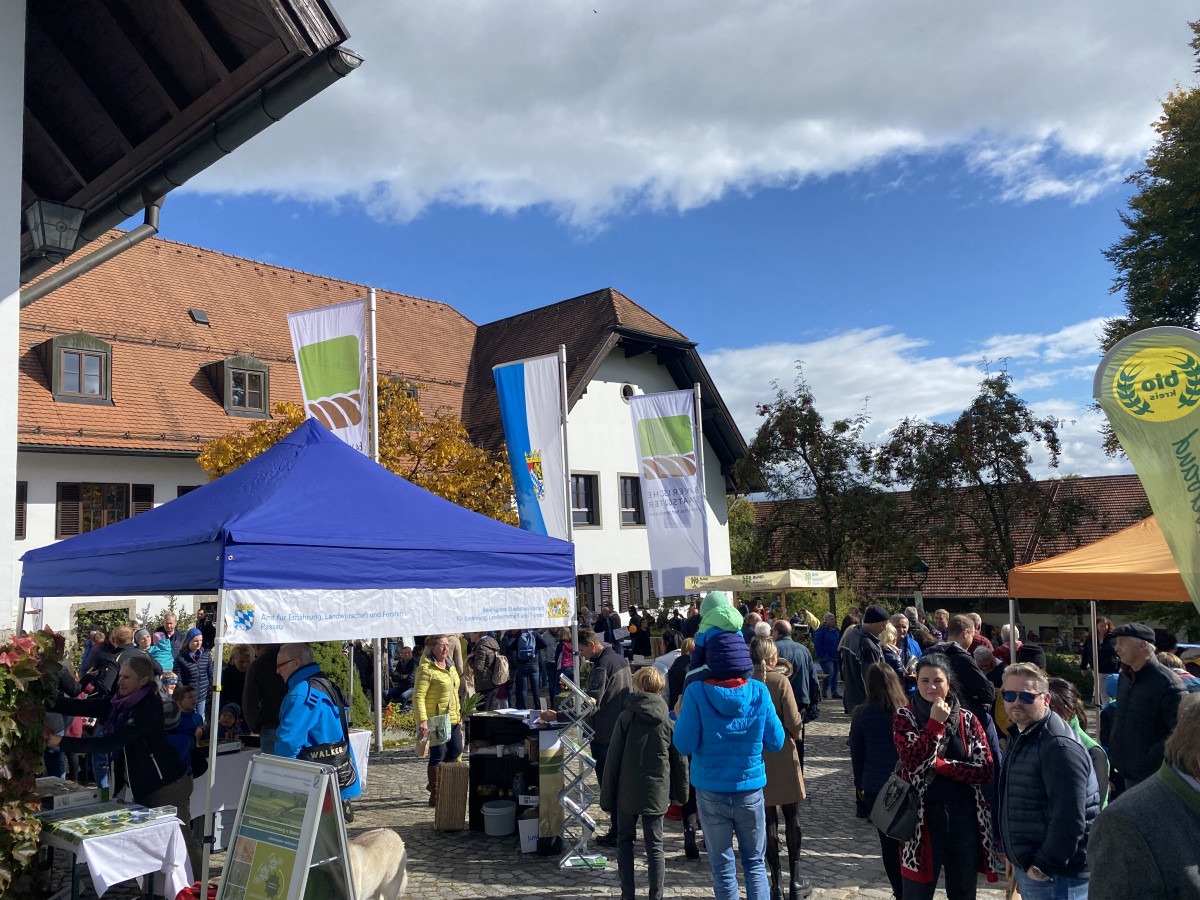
[276,657,295,672]
[1001,690,1041,704]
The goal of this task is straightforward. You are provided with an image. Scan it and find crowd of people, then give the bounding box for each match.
[36,599,1200,900]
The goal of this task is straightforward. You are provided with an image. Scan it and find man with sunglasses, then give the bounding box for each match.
[997,663,1099,900]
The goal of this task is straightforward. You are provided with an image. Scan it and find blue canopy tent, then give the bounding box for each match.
[21,419,576,885]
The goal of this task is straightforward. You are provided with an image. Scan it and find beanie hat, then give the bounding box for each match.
[863,605,890,624]
[134,628,150,642]
[185,627,203,643]
[699,591,732,618]
[701,629,754,680]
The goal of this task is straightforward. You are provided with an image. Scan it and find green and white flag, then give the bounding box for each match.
[287,299,368,454]
[630,389,710,596]
[1094,325,1200,613]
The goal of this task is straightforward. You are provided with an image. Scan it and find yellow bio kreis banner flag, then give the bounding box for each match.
[1094,325,1200,615]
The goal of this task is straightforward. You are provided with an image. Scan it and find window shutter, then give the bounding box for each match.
[647,571,657,602]
[618,572,630,611]
[132,484,155,515]
[15,481,27,540]
[56,483,82,539]
[600,574,612,606]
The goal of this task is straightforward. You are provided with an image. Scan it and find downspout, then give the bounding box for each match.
[20,195,162,309]
[19,44,363,292]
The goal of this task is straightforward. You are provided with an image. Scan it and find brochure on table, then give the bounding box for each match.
[217,755,353,900]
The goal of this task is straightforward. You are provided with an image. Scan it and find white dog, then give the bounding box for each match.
[348,829,408,900]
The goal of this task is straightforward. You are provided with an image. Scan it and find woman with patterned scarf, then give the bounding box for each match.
[893,653,998,900]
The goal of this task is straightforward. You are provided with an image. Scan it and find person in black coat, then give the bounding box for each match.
[1108,623,1187,786]
[997,663,1099,894]
[849,663,907,899]
[46,654,201,874]
[1081,618,1121,704]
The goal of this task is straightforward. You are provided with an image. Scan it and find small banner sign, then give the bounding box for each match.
[1094,325,1200,614]
[287,299,369,455]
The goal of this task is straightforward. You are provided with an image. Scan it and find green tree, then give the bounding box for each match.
[882,372,1090,587]
[741,369,906,613]
[1100,21,1200,452]
[727,495,768,575]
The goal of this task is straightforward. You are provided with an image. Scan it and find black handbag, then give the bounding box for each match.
[869,764,919,841]
[298,676,358,791]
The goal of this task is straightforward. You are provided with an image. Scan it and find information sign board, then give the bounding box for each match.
[216,755,352,900]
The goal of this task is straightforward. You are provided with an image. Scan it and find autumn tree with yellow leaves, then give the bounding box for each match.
[198,377,518,525]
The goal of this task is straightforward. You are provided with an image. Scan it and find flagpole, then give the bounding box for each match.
[559,344,581,689]
[369,287,383,751]
[693,382,711,576]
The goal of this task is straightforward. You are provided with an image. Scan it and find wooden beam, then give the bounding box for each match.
[99,0,186,113]
[24,16,134,155]
[23,105,88,190]
[164,0,231,78]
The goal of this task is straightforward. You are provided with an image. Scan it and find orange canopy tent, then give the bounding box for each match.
[1008,515,1192,604]
[1007,515,1194,703]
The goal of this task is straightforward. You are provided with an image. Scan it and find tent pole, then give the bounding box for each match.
[199,589,227,892]
[348,643,355,710]
[559,344,581,689]
[1008,595,1017,666]
[1090,601,1101,708]
[373,638,384,751]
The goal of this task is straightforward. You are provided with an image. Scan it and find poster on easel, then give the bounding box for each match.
[216,755,353,900]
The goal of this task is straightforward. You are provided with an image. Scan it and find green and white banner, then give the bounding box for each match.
[630,389,710,596]
[1094,325,1200,613]
[287,299,368,455]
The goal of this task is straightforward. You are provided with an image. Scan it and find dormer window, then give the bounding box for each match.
[231,369,264,411]
[35,332,113,406]
[203,355,270,418]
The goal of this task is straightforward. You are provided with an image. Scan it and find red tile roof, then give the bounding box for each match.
[18,234,709,459]
[755,474,1150,600]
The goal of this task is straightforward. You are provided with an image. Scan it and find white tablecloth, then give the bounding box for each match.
[190,729,373,814]
[42,817,193,898]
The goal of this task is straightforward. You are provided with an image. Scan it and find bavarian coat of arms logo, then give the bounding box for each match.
[525,450,546,501]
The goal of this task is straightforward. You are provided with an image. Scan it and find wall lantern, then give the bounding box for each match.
[24,199,85,262]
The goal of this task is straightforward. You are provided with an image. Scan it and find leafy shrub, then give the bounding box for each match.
[1046,652,1094,702]
[311,642,371,727]
[0,628,65,898]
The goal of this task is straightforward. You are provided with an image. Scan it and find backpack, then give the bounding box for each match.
[517,630,538,661]
[490,650,509,686]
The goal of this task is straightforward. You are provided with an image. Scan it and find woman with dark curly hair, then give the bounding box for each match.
[893,654,997,900]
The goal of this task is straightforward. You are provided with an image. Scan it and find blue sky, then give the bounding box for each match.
[156,0,1200,478]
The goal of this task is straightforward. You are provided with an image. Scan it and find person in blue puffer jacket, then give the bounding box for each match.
[274,643,361,820]
[673,627,785,900]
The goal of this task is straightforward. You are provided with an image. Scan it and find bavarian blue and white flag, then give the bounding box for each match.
[494,353,568,540]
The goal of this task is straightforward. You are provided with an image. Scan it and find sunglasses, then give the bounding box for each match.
[1001,690,1042,704]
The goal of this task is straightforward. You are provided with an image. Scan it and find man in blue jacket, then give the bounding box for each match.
[274,643,361,821]
[673,630,785,900]
[812,613,841,700]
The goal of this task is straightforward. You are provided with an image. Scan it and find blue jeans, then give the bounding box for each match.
[819,658,839,697]
[1013,869,1089,900]
[90,723,109,792]
[513,665,540,710]
[695,787,769,900]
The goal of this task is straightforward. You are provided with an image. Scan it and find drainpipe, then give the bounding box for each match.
[20,196,162,309]
[18,44,363,292]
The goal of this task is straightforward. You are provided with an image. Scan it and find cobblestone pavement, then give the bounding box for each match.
[51,700,1008,899]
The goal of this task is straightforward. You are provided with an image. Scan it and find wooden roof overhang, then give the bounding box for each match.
[20,0,356,283]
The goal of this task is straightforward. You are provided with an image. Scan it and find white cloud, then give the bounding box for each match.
[705,317,1132,478]
[189,0,1197,226]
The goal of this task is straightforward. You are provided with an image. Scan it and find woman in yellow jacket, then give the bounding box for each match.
[414,633,462,807]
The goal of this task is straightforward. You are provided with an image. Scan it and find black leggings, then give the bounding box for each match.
[764,803,801,869]
[862,790,903,899]
[901,797,980,900]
